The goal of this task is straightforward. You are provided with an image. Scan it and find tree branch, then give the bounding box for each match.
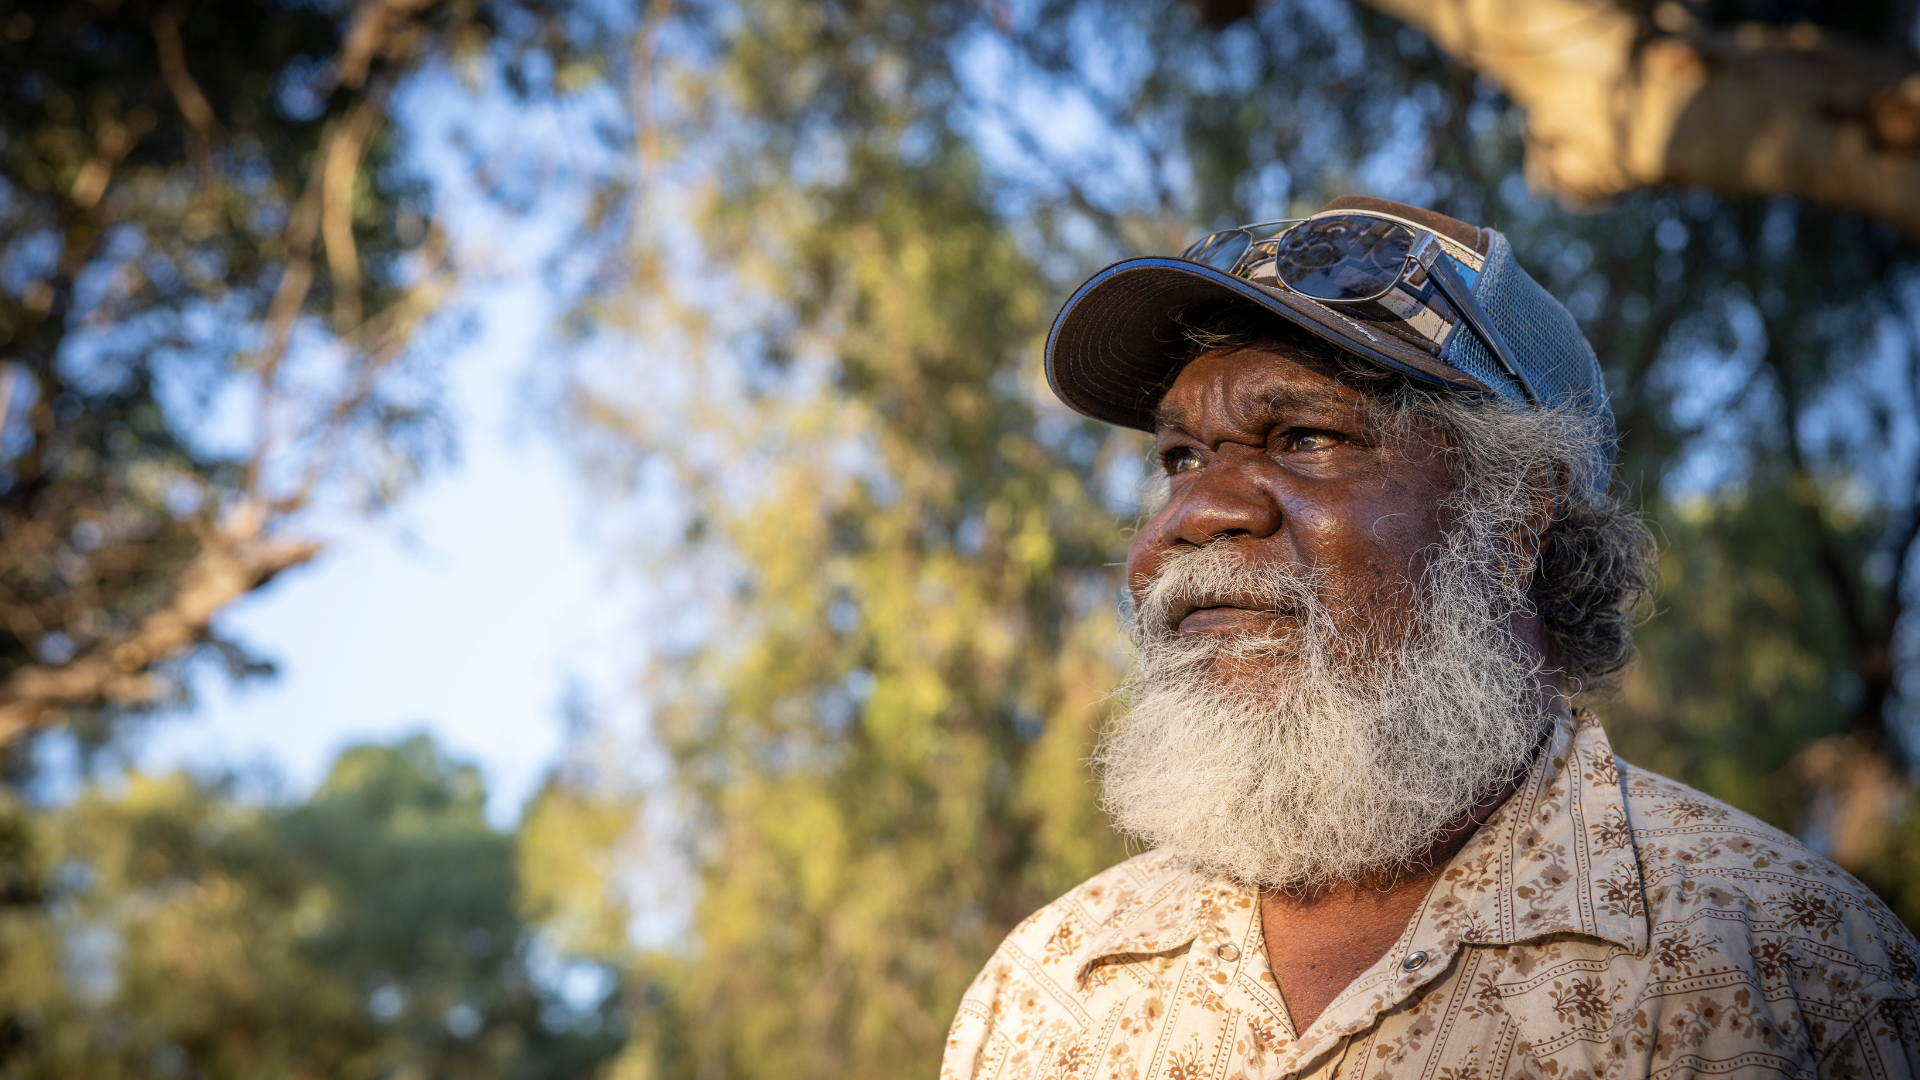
[252,94,383,491]
[1363,0,1920,237]
[151,0,223,179]
[336,0,439,90]
[0,511,320,743]
[323,98,383,332]
[0,0,454,748]
[278,224,456,512]
[69,107,155,211]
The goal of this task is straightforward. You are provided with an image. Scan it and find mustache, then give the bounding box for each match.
[1135,542,1327,640]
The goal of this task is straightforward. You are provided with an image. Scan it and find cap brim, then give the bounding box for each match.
[1044,257,1491,431]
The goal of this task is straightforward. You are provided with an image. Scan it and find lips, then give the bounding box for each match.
[1166,597,1294,634]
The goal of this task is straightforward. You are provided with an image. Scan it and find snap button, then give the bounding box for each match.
[1402,950,1429,971]
[1215,943,1240,962]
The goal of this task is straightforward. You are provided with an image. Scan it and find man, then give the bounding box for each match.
[941,197,1920,1079]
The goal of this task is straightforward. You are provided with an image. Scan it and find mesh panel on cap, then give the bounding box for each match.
[1445,236,1604,407]
[1492,234,1600,410]
[1436,305,1511,395]
[1444,232,1616,487]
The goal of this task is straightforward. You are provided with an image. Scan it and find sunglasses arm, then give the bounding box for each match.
[1414,238,1541,405]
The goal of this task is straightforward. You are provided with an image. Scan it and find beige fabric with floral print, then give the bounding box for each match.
[941,711,1920,1080]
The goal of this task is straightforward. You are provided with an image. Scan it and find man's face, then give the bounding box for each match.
[1126,344,1458,663]
[1100,341,1555,890]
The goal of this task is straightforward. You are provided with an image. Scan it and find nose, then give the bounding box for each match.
[1155,448,1283,549]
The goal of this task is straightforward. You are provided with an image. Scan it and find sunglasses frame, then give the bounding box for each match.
[1181,215,1540,403]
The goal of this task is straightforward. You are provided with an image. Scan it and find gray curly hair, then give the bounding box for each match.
[1161,307,1656,692]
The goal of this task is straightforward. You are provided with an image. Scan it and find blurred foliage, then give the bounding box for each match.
[0,735,628,1077]
[0,0,493,749]
[0,0,644,1073]
[584,1,1139,1070]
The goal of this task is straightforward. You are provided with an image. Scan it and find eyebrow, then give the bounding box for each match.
[1152,386,1360,435]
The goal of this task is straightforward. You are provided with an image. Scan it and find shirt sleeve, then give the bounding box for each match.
[939,952,1010,1080]
[1821,997,1920,1080]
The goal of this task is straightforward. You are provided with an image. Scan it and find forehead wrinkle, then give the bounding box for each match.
[1151,396,1196,436]
[1214,383,1368,438]
[1250,385,1360,422]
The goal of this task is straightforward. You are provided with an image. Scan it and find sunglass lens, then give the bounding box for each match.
[1270,214,1414,301]
[1182,230,1254,273]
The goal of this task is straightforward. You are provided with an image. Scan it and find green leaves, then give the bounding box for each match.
[573,4,1140,1076]
[0,735,628,1078]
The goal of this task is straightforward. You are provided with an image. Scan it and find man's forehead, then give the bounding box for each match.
[1151,347,1373,434]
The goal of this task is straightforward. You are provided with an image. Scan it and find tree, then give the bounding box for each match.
[0,0,484,749]
[0,735,629,1077]
[568,3,1161,1075]
[0,3,649,1074]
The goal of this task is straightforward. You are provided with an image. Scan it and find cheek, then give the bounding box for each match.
[1283,488,1448,596]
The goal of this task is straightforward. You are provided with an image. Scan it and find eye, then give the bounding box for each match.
[1161,447,1201,474]
[1285,429,1344,452]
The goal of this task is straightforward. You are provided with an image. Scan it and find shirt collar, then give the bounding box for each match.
[1076,708,1650,987]
[1409,707,1649,953]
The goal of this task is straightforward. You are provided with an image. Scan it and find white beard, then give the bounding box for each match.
[1097,532,1553,892]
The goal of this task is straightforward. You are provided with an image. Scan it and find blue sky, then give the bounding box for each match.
[135,276,641,827]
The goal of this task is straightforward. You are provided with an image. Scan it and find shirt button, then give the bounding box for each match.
[1216,943,1241,962]
[1402,951,1429,971]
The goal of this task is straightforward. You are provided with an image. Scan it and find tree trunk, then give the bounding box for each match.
[1361,0,1920,236]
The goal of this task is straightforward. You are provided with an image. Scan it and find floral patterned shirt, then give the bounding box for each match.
[942,711,1920,1080]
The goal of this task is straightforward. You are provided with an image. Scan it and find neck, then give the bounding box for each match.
[1257,721,1548,1033]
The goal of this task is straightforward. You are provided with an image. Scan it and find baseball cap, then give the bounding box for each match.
[1044,196,1615,484]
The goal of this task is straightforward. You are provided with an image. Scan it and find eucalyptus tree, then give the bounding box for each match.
[0,0,496,754]
[0,736,630,1078]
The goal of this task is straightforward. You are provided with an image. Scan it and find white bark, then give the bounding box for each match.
[1367,0,1920,235]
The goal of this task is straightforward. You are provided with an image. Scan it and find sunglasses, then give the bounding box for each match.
[1181,213,1539,403]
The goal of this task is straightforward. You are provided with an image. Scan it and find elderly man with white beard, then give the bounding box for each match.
[941,198,1920,1080]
